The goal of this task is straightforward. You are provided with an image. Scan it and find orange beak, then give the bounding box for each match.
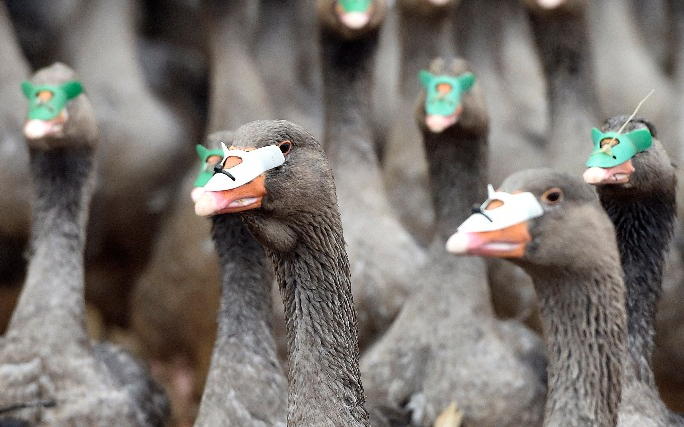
[446,222,532,259]
[195,175,267,216]
[194,152,269,216]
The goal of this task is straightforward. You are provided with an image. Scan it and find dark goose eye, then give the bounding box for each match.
[541,188,563,205]
[278,141,292,155]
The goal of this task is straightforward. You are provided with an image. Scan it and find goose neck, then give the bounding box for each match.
[533,266,626,426]
[599,190,675,385]
[7,146,95,342]
[266,213,369,426]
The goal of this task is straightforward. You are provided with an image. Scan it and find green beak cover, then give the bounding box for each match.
[586,128,652,168]
[338,0,373,13]
[419,70,475,117]
[21,80,83,120]
[194,144,225,187]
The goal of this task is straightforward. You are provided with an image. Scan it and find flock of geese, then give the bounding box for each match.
[1,0,684,426]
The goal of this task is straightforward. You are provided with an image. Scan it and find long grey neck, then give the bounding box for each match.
[206,0,271,131]
[422,126,488,241]
[397,8,453,96]
[320,26,379,165]
[264,211,369,426]
[532,266,626,427]
[598,188,676,385]
[7,146,95,347]
[527,6,598,169]
[453,0,506,72]
[528,7,597,117]
[211,214,276,354]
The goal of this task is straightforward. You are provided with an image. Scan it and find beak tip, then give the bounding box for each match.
[583,167,606,185]
[446,232,469,255]
[194,193,216,217]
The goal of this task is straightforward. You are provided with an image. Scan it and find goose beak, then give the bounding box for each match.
[425,105,463,133]
[583,160,635,185]
[190,187,205,204]
[446,222,532,258]
[23,110,68,140]
[194,175,267,216]
[339,11,371,29]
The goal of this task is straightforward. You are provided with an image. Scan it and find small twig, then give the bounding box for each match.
[609,89,655,143]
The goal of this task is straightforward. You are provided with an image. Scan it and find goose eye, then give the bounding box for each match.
[278,140,292,155]
[541,188,563,205]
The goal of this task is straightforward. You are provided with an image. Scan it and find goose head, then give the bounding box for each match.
[21,62,97,150]
[447,168,617,273]
[194,120,338,252]
[416,58,486,134]
[583,116,675,195]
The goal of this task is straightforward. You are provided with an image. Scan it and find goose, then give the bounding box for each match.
[382,0,459,246]
[0,0,32,331]
[523,0,600,177]
[583,115,684,425]
[195,119,370,426]
[447,168,627,426]
[317,0,427,348]
[193,131,287,427]
[361,57,546,426]
[0,62,168,426]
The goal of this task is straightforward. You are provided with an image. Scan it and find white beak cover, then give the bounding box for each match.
[203,143,285,192]
[457,185,545,232]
